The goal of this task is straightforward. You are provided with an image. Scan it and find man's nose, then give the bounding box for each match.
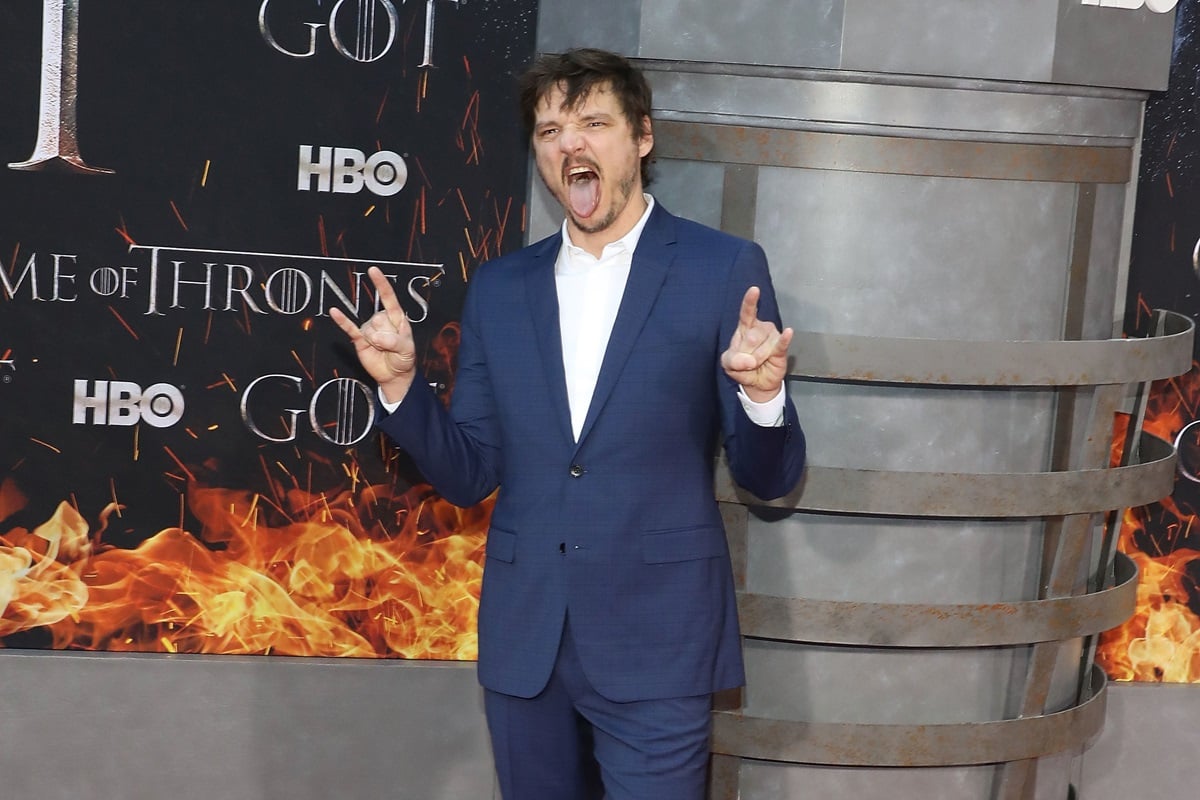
[558,127,584,153]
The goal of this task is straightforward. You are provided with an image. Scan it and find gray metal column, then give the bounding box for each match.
[531,2,1187,798]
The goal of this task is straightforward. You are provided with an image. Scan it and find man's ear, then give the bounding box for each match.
[638,116,654,157]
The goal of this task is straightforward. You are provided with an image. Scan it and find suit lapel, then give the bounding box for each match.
[524,234,575,447]
[575,205,676,448]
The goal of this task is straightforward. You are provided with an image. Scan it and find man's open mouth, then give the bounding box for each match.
[566,165,600,219]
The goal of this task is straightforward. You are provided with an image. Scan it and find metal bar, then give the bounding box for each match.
[716,431,1176,516]
[1038,185,1100,590]
[640,58,1149,102]
[1096,309,1166,589]
[720,164,759,241]
[784,310,1193,387]
[710,667,1107,768]
[655,120,1132,183]
[737,553,1137,647]
[707,754,740,800]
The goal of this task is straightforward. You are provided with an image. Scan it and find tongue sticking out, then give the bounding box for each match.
[568,173,600,219]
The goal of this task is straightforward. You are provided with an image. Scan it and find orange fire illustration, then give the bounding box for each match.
[0,474,489,659]
[1098,355,1200,682]
[0,478,91,638]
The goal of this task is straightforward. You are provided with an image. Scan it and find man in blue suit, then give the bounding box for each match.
[331,48,804,800]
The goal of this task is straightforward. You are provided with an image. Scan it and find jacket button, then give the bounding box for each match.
[569,464,584,478]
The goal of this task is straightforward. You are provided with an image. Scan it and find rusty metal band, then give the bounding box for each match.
[654,119,1132,183]
[786,309,1192,387]
[710,665,1108,767]
[737,553,1136,647]
[717,430,1174,516]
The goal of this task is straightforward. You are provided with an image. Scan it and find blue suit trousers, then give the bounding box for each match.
[484,616,712,800]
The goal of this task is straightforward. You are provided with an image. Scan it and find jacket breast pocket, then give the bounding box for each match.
[486,527,517,563]
[641,525,728,564]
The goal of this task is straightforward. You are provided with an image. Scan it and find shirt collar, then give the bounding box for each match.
[560,194,655,261]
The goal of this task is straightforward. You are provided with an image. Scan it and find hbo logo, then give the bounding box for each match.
[297,145,407,197]
[72,380,185,428]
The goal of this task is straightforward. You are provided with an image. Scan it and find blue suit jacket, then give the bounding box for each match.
[379,203,805,701]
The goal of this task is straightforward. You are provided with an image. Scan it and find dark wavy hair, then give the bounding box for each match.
[518,48,655,185]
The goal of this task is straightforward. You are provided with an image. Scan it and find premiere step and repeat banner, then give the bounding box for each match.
[0,0,537,659]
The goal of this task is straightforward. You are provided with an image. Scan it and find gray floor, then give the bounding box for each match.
[0,648,1187,799]
[1080,680,1198,798]
[0,651,496,800]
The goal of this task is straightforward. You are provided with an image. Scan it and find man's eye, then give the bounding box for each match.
[539,128,558,138]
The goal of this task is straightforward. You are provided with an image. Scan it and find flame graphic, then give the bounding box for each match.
[1096,499,1200,682]
[1098,346,1200,681]
[0,479,91,638]
[0,476,488,659]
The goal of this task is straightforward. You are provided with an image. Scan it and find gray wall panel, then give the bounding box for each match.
[1084,182,1134,339]
[741,639,1030,725]
[0,652,493,800]
[748,515,1042,605]
[1053,0,1176,91]
[651,159,726,229]
[787,382,1058,474]
[639,0,844,67]
[841,0,1060,82]
[753,168,1075,341]
[534,0,641,55]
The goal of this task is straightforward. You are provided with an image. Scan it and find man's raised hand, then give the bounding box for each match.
[720,286,793,403]
[329,266,417,405]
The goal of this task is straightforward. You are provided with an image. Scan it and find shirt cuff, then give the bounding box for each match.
[378,387,402,414]
[737,385,786,427]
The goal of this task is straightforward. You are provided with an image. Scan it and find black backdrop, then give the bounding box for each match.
[0,0,537,657]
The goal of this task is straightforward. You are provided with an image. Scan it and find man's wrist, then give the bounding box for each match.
[738,384,786,427]
[378,375,415,409]
[743,384,779,404]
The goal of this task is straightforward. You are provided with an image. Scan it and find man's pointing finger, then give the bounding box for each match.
[739,285,762,328]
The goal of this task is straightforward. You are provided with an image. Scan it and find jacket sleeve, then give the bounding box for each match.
[376,275,503,507]
[717,240,806,501]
